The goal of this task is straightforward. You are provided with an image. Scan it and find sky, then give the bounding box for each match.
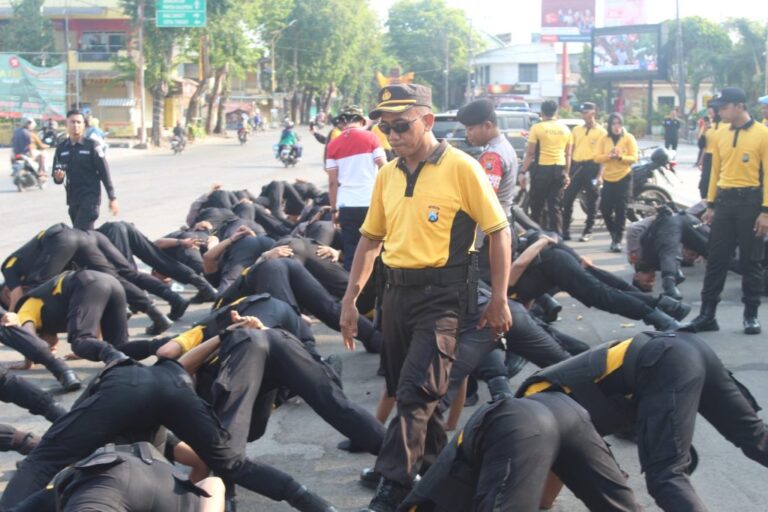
[371,0,766,42]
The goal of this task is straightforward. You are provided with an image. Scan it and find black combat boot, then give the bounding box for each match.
[189,276,217,304]
[487,375,514,400]
[744,303,761,335]
[159,288,190,321]
[359,468,381,490]
[655,295,692,321]
[643,309,682,331]
[362,478,411,512]
[49,357,81,392]
[286,484,338,512]
[680,301,719,333]
[661,275,682,300]
[145,304,173,335]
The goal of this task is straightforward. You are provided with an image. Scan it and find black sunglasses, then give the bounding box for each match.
[378,117,421,135]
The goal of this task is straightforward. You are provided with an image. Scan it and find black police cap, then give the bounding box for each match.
[709,87,747,107]
[579,102,596,111]
[457,98,497,126]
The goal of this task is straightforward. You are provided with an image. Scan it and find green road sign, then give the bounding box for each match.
[156,0,206,28]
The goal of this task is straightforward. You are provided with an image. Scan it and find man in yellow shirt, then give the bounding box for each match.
[563,101,606,242]
[338,83,512,512]
[519,100,573,235]
[685,87,768,335]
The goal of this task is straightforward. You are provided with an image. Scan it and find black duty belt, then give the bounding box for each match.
[717,187,761,200]
[384,265,468,287]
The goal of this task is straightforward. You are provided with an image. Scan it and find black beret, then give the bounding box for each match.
[457,98,497,126]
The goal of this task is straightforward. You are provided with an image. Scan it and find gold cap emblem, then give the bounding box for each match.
[381,89,392,101]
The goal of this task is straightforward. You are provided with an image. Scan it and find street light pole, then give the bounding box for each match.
[675,0,685,116]
[137,0,147,147]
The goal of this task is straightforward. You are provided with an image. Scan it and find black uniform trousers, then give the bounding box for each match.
[664,135,679,152]
[337,207,368,271]
[202,329,384,456]
[64,271,161,362]
[0,365,63,422]
[600,174,632,239]
[303,220,340,248]
[375,281,464,486]
[442,297,571,409]
[681,214,710,257]
[701,188,765,307]
[261,180,305,218]
[0,359,305,509]
[68,202,100,231]
[631,333,768,511]
[529,164,566,235]
[98,221,204,287]
[276,237,349,299]
[220,257,381,350]
[401,394,638,512]
[0,324,70,379]
[537,248,655,320]
[563,161,600,235]
[233,203,292,239]
[641,211,683,278]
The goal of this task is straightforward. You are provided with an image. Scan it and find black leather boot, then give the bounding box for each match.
[744,304,761,335]
[49,357,81,392]
[286,485,338,512]
[680,301,719,333]
[161,289,190,321]
[362,478,411,512]
[145,304,173,335]
[487,375,514,400]
[656,295,692,321]
[189,276,217,303]
[661,275,683,300]
[643,309,682,331]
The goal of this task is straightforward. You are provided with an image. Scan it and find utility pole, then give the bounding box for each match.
[675,0,685,117]
[764,20,768,95]
[444,35,450,111]
[466,19,473,102]
[136,0,147,148]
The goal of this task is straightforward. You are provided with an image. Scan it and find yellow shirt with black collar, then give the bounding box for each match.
[571,123,607,162]
[527,119,572,166]
[707,118,768,209]
[595,132,638,182]
[360,141,508,269]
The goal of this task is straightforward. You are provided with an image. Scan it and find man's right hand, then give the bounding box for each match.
[339,298,358,351]
[517,173,528,189]
[702,208,715,225]
[52,169,64,183]
[262,245,294,260]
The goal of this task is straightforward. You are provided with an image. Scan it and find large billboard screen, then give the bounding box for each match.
[592,25,662,80]
[541,0,596,42]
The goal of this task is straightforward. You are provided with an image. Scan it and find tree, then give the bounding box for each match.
[574,45,607,113]
[386,0,482,110]
[721,18,767,104]
[659,16,731,114]
[0,0,59,67]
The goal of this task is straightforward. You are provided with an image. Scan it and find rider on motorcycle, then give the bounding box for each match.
[172,121,187,149]
[277,120,302,161]
[11,118,48,176]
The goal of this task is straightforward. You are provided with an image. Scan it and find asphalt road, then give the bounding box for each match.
[0,130,766,511]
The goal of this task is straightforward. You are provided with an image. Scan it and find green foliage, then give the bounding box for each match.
[574,45,607,110]
[385,0,484,110]
[720,18,767,103]
[0,0,59,66]
[625,115,647,138]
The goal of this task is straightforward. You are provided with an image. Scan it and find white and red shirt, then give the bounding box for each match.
[325,128,385,208]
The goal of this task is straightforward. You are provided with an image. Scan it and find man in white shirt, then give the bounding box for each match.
[325,105,386,270]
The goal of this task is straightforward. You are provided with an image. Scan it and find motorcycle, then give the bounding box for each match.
[237,127,249,145]
[274,144,298,167]
[11,154,45,192]
[38,128,67,147]
[624,147,678,221]
[170,136,186,154]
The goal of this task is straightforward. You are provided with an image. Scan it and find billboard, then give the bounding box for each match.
[541,0,596,43]
[0,54,66,120]
[604,0,647,27]
[592,25,662,80]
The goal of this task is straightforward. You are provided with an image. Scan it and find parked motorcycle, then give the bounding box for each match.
[11,154,45,192]
[624,147,678,221]
[170,136,186,154]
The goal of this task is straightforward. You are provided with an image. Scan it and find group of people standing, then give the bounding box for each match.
[0,82,766,512]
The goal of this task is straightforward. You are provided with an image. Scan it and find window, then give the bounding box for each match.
[519,64,538,83]
[658,96,675,110]
[79,32,126,62]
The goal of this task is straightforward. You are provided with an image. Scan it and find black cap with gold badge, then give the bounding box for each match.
[369,84,432,119]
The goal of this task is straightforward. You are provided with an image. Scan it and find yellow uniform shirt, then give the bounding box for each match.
[527,119,572,166]
[707,119,768,208]
[572,123,608,162]
[360,141,508,269]
[595,132,638,182]
[523,339,633,396]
